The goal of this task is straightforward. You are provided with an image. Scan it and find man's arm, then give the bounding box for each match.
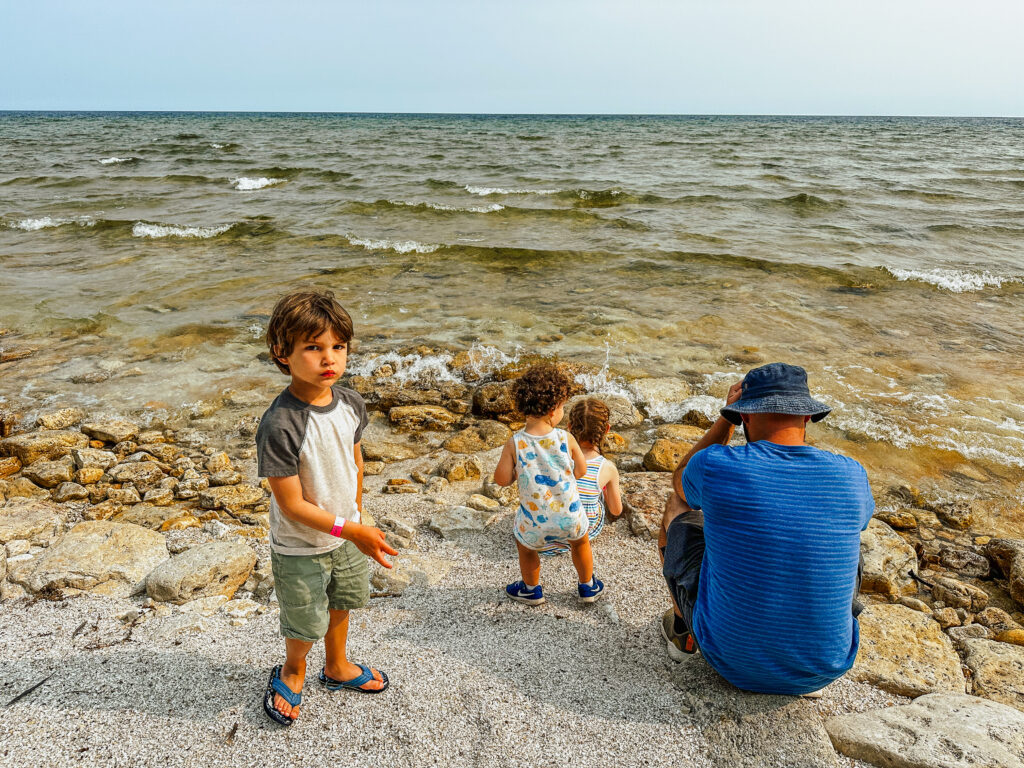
[672,381,743,502]
[267,474,397,568]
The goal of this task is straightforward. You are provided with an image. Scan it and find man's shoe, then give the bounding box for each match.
[661,609,697,662]
[506,580,545,605]
[578,577,605,603]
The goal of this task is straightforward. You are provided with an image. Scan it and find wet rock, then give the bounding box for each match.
[860,518,917,597]
[35,408,86,431]
[850,603,966,697]
[0,430,89,464]
[963,639,1024,712]
[75,467,105,485]
[874,508,918,529]
[21,521,167,597]
[629,378,692,416]
[0,498,65,545]
[81,420,139,444]
[72,447,118,470]
[389,405,459,432]
[825,692,1024,768]
[146,539,256,604]
[199,484,264,510]
[563,394,643,429]
[3,477,50,500]
[108,462,166,494]
[466,494,500,512]
[0,456,21,479]
[654,424,706,443]
[620,471,672,539]
[471,381,518,423]
[436,455,482,483]
[642,438,691,472]
[107,486,142,505]
[939,546,990,578]
[52,482,89,503]
[934,500,973,531]
[361,440,424,463]
[429,506,499,539]
[932,575,989,612]
[24,457,75,488]
[443,420,511,454]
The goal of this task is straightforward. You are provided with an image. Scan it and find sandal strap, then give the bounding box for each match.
[270,668,302,706]
[341,663,374,689]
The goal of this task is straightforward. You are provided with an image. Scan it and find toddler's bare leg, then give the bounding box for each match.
[276,638,313,719]
[516,539,541,585]
[568,535,594,583]
[323,609,384,690]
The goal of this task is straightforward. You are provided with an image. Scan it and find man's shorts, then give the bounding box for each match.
[661,507,706,637]
[270,541,369,642]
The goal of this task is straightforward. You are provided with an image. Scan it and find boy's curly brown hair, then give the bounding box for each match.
[511,363,574,417]
[266,290,353,374]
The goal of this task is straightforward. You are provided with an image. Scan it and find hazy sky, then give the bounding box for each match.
[2,1,1022,115]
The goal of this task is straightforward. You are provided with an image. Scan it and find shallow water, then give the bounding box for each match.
[1,112,1022,505]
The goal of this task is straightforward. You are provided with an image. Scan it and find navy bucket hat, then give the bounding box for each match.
[720,362,831,426]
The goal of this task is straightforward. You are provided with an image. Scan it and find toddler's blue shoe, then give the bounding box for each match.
[505,580,545,605]
[578,577,605,604]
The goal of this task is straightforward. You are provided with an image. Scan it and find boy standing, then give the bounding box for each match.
[257,290,397,726]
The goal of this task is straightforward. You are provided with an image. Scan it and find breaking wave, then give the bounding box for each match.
[885,267,1019,293]
[231,177,283,191]
[131,221,235,239]
[346,236,440,254]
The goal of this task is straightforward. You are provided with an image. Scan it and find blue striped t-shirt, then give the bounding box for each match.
[682,441,874,695]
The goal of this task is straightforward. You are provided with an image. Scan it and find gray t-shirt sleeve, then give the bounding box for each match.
[256,396,308,477]
[335,387,369,444]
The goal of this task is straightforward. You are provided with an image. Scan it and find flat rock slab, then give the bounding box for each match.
[860,518,917,597]
[620,471,672,539]
[964,639,1024,712]
[671,654,840,768]
[0,429,89,464]
[429,506,499,540]
[562,394,643,429]
[22,521,168,597]
[0,498,65,545]
[198,484,264,510]
[81,420,139,444]
[443,420,510,453]
[826,692,1024,768]
[146,539,256,604]
[851,603,966,697]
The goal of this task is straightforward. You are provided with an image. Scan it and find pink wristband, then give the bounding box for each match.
[330,516,346,537]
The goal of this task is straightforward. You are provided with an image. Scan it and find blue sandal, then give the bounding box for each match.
[263,664,302,726]
[319,664,390,694]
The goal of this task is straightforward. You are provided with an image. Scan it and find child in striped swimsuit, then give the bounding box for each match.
[567,397,623,538]
[493,363,605,605]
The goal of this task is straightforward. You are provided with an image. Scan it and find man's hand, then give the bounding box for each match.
[344,521,399,568]
[726,380,743,406]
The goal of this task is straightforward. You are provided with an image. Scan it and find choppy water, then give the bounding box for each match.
[1,112,1023,505]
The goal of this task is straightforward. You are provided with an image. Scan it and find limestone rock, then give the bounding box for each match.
[0,456,22,479]
[107,462,166,494]
[178,594,229,616]
[933,575,989,612]
[466,494,500,512]
[363,461,384,476]
[137,443,182,463]
[371,553,451,593]
[429,506,498,539]
[22,521,168,596]
[963,639,1024,712]
[939,546,990,578]
[985,539,1024,608]
[24,457,75,489]
[143,488,175,506]
[114,503,199,531]
[934,500,973,531]
[630,378,692,420]
[52,482,89,502]
[146,539,256,604]
[875,508,918,530]
[826,692,1024,768]
[443,420,511,453]
[205,452,232,473]
[3,477,49,500]
[35,408,86,430]
[947,624,992,650]
[898,596,932,613]
[389,405,459,432]
[81,420,139,444]
[72,447,118,470]
[654,424,706,443]
[860,518,917,597]
[471,381,518,423]
[0,430,89,464]
[620,471,672,539]
[361,440,424,463]
[850,603,967,697]
[436,455,482,483]
[208,470,243,487]
[75,467,104,485]
[934,607,961,629]
[83,500,122,521]
[997,630,1024,648]
[482,476,518,506]
[976,607,1022,634]
[642,438,691,472]
[199,484,264,510]
[0,498,65,545]
[563,394,643,429]
[107,486,142,505]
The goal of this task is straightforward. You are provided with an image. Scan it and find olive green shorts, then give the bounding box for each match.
[270,541,370,642]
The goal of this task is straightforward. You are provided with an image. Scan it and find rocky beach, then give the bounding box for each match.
[1,350,1023,768]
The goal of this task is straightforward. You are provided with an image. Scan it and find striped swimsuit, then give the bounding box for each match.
[539,455,607,556]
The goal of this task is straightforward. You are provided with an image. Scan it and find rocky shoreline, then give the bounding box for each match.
[1,351,1023,767]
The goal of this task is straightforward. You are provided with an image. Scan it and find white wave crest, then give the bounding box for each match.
[231,177,283,191]
[886,267,1017,293]
[132,221,233,239]
[347,351,460,385]
[9,216,95,231]
[464,185,558,196]
[98,157,134,165]
[347,236,440,254]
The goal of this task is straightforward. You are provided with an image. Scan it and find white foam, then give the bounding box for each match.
[886,267,1017,293]
[643,395,721,424]
[348,351,460,385]
[395,200,504,214]
[464,185,558,196]
[347,236,440,254]
[9,216,95,231]
[132,221,233,239]
[231,177,283,191]
[98,157,133,165]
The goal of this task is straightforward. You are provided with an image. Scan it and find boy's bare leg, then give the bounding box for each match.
[323,609,384,689]
[276,638,313,719]
[516,540,542,586]
[568,535,594,583]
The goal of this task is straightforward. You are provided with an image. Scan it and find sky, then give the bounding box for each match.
[2,1,1022,115]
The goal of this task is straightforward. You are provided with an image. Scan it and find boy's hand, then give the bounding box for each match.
[344,521,399,568]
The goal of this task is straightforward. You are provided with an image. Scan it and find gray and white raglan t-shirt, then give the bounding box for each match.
[256,385,369,555]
